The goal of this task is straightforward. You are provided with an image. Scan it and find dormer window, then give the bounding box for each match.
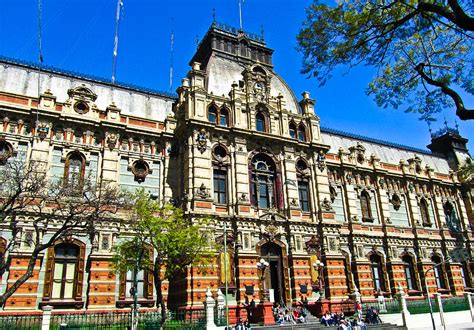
[208,105,217,123]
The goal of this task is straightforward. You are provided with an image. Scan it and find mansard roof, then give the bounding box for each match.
[0,56,175,121]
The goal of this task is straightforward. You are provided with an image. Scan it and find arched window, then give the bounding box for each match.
[289,122,297,139]
[256,112,267,132]
[420,198,431,227]
[208,105,217,124]
[220,108,229,127]
[360,190,373,221]
[250,154,281,209]
[298,125,306,142]
[213,146,228,205]
[51,244,78,299]
[444,201,460,232]
[296,159,310,212]
[402,255,417,290]
[370,254,385,292]
[64,152,85,186]
[432,255,446,289]
[208,105,230,127]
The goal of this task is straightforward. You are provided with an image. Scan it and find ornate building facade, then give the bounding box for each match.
[0,23,472,314]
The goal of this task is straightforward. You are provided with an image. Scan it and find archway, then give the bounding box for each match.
[261,242,285,304]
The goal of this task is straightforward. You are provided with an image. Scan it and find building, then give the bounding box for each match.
[0,22,472,314]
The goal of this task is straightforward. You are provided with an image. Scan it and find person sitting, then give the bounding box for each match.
[284,310,292,323]
[292,309,300,323]
[296,307,306,323]
[276,312,284,326]
[243,319,252,330]
[320,311,332,326]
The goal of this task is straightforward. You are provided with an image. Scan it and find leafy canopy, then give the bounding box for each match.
[297,0,473,121]
[113,189,212,279]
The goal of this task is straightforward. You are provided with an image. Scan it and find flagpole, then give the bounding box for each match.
[111,0,123,84]
[238,0,243,31]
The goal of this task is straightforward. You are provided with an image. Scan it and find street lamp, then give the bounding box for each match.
[256,258,270,302]
[313,260,325,300]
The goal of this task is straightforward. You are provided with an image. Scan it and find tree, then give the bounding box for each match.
[113,189,212,322]
[297,0,473,121]
[0,159,124,306]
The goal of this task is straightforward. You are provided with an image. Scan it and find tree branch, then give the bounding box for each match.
[415,63,474,120]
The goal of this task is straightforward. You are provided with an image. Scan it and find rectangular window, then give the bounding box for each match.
[372,265,381,291]
[434,266,445,289]
[213,169,227,204]
[404,265,413,290]
[126,270,145,298]
[298,181,310,212]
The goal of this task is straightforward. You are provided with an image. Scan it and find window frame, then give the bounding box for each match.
[64,152,86,186]
[432,255,447,289]
[297,124,307,142]
[255,111,268,133]
[402,255,418,291]
[419,198,432,227]
[250,154,281,209]
[370,254,385,292]
[213,168,227,205]
[41,239,86,308]
[208,105,230,127]
[360,190,373,222]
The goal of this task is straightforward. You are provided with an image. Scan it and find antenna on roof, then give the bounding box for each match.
[443,116,448,130]
[212,8,216,24]
[238,0,245,31]
[454,120,459,132]
[111,0,124,84]
[196,35,199,49]
[36,0,43,127]
[427,121,433,137]
[169,18,174,94]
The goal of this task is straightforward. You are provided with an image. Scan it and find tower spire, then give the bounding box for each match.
[111,0,124,84]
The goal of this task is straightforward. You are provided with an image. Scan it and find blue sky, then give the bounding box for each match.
[0,0,472,152]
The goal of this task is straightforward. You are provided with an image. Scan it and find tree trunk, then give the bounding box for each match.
[154,261,166,323]
[0,249,40,306]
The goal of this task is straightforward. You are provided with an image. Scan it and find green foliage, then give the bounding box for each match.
[458,157,474,183]
[297,0,473,120]
[113,188,213,280]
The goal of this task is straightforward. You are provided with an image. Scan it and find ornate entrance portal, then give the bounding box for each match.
[261,242,286,304]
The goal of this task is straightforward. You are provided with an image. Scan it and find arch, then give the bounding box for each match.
[43,238,86,305]
[255,238,289,304]
[208,104,218,124]
[64,151,86,186]
[219,106,230,127]
[256,111,268,133]
[252,65,267,75]
[297,124,307,142]
[289,122,297,139]
[249,153,283,209]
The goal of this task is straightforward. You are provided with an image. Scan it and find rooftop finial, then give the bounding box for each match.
[444,117,448,130]
[261,25,264,39]
[212,8,216,24]
[427,121,433,137]
[455,119,459,132]
[196,35,199,49]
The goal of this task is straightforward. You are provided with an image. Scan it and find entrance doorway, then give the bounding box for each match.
[261,242,285,304]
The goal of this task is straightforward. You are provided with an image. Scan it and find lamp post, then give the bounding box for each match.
[256,258,270,302]
[313,259,325,300]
